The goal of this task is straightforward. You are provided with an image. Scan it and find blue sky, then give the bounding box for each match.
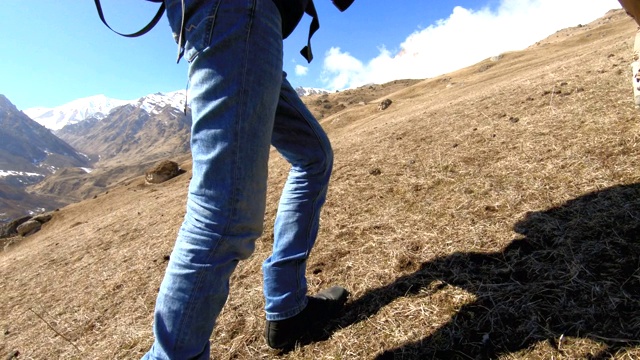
[0,0,622,111]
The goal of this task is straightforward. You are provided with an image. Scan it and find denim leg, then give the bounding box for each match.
[143,0,283,359]
[262,75,334,321]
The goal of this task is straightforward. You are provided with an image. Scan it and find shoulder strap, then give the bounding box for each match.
[300,0,320,63]
[93,0,166,38]
[299,0,355,63]
[332,0,354,12]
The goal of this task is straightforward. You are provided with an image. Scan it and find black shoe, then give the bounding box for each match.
[265,286,349,350]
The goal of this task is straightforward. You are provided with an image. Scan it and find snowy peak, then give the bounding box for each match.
[24,95,129,131]
[24,91,188,131]
[135,90,186,115]
[295,86,330,97]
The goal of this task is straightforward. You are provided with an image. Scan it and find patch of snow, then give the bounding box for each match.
[0,170,44,178]
[28,208,46,215]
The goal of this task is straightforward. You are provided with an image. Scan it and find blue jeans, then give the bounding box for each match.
[142,0,333,359]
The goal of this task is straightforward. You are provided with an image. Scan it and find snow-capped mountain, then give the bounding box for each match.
[24,91,187,131]
[135,90,187,115]
[295,86,330,97]
[24,94,130,131]
[54,90,191,164]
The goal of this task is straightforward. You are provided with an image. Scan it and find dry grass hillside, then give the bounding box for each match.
[3,9,640,359]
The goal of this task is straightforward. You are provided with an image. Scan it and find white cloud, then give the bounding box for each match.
[295,64,309,76]
[321,0,622,90]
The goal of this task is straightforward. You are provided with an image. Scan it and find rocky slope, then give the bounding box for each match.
[0,95,90,221]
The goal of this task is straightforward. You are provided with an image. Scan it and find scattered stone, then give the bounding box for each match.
[32,212,53,224]
[369,168,382,176]
[1,211,54,239]
[378,99,392,110]
[484,205,499,212]
[0,216,31,239]
[509,116,520,123]
[542,88,563,96]
[478,63,494,72]
[16,220,41,236]
[5,350,19,360]
[145,160,182,184]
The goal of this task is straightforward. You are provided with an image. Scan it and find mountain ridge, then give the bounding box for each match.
[24,91,188,131]
[24,94,130,131]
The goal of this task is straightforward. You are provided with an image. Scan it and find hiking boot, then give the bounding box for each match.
[264,286,349,350]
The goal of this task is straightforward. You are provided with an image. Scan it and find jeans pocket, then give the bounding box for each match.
[165,0,222,62]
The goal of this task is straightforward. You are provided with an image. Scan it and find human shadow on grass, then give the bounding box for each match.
[303,183,640,358]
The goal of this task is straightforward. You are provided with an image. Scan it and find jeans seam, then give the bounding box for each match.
[185,0,222,62]
[204,1,221,55]
[227,0,257,235]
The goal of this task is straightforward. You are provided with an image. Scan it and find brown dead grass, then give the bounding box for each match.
[2,9,640,360]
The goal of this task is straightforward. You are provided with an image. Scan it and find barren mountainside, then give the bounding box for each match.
[3,9,640,360]
[0,95,89,173]
[0,92,193,221]
[55,104,191,163]
[0,95,91,221]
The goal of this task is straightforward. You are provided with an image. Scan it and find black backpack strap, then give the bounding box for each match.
[299,0,320,63]
[94,0,166,38]
[299,0,354,63]
[332,0,354,12]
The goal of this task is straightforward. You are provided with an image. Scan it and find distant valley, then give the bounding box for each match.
[0,91,191,223]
